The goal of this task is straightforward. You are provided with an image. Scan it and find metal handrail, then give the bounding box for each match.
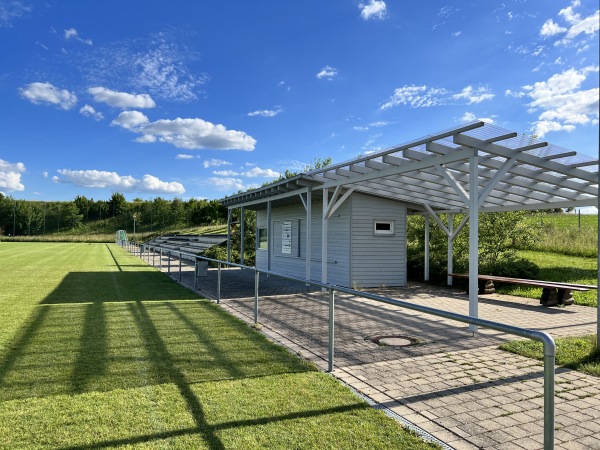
[126,241,556,450]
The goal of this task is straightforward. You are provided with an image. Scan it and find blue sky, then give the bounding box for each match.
[1,0,598,202]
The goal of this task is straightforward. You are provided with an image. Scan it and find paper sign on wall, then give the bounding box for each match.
[282,221,292,254]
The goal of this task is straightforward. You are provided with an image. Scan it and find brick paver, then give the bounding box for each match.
[143,250,600,450]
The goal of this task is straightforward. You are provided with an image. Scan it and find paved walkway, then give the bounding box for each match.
[147,252,600,449]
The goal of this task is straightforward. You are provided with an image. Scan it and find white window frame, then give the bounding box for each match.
[373,220,394,236]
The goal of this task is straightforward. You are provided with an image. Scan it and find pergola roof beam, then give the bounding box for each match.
[416,144,597,196]
[455,134,597,183]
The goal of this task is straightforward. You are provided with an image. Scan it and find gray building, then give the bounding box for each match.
[219,121,598,322]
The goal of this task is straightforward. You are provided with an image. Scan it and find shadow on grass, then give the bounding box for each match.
[42,271,200,303]
[58,403,368,450]
[0,258,314,450]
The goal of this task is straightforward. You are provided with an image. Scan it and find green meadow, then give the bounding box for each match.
[0,242,435,449]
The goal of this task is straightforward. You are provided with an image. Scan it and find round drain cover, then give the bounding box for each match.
[368,335,420,347]
[378,337,413,346]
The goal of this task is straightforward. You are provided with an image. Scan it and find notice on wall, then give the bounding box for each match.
[282,221,292,254]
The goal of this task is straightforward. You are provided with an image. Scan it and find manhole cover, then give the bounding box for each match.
[379,337,413,346]
[368,335,421,347]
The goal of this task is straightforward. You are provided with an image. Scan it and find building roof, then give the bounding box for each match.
[219,121,598,213]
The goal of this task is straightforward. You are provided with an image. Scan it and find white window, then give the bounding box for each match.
[374,220,394,235]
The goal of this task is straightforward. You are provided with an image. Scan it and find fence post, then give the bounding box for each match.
[179,253,182,282]
[167,252,171,274]
[328,287,335,373]
[254,270,259,325]
[194,260,198,290]
[152,248,155,267]
[217,263,221,304]
[160,249,163,270]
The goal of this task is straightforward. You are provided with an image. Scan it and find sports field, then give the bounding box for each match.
[0,243,435,449]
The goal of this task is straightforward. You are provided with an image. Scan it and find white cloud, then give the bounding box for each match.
[460,112,495,124]
[79,104,104,120]
[81,31,207,102]
[55,169,185,194]
[520,66,599,136]
[0,159,26,192]
[451,31,462,37]
[203,159,231,168]
[19,82,77,110]
[353,126,369,131]
[380,85,449,109]
[0,1,31,27]
[64,28,92,45]
[505,89,526,98]
[369,121,390,127]
[213,170,239,176]
[452,85,495,104]
[540,19,567,37]
[111,110,149,130]
[175,154,197,159]
[359,0,387,20]
[112,111,256,150]
[247,106,283,117]
[88,87,156,109]
[539,0,600,46]
[316,66,338,80]
[207,177,246,191]
[243,167,280,178]
[42,171,48,178]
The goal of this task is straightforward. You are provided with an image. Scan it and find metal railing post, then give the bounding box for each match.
[254,270,259,325]
[179,253,182,282]
[543,340,556,450]
[217,263,221,304]
[167,252,171,274]
[194,260,198,290]
[152,248,155,267]
[328,287,335,372]
[159,249,163,270]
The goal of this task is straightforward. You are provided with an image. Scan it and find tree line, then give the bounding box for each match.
[0,192,227,236]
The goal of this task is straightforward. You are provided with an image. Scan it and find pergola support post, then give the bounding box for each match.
[447,213,454,286]
[305,189,312,282]
[240,207,245,266]
[226,208,232,263]
[267,201,272,272]
[468,153,479,333]
[424,214,430,281]
[322,188,329,285]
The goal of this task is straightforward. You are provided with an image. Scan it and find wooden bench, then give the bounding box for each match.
[448,273,597,307]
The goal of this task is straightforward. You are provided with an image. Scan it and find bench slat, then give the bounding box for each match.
[448,273,594,291]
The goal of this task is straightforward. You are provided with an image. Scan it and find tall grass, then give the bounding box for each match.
[520,213,598,257]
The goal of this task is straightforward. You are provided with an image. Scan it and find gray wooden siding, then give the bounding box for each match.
[350,193,407,288]
[254,197,351,286]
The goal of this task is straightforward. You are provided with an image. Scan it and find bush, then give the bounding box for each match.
[480,256,540,279]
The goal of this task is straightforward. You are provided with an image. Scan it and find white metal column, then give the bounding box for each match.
[447,213,454,286]
[226,208,232,263]
[322,188,329,284]
[240,206,245,265]
[267,201,272,271]
[424,214,430,281]
[306,189,312,281]
[468,154,479,333]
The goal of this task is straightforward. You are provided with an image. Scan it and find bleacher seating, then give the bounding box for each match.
[144,234,227,256]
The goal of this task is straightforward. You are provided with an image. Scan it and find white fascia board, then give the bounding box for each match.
[226,187,309,209]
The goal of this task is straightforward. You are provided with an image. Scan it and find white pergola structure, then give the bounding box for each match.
[220,121,599,335]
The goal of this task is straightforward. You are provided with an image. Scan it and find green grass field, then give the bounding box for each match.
[0,243,435,449]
